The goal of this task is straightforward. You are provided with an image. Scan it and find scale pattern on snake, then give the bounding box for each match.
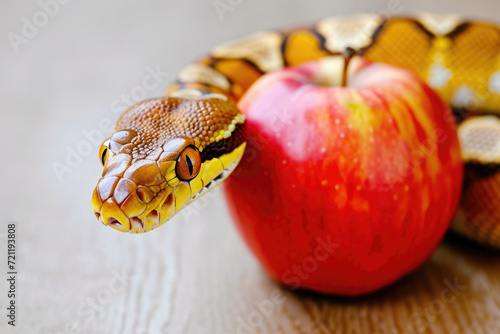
[91,13,500,249]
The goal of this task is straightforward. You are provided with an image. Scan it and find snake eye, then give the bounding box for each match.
[99,140,110,166]
[176,146,201,181]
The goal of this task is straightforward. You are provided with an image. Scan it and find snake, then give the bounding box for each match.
[91,13,500,249]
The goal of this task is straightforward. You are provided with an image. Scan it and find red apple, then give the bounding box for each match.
[223,57,463,295]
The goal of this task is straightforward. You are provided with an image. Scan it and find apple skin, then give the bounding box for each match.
[223,58,463,296]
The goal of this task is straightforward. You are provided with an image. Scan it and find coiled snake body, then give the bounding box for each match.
[92,13,500,249]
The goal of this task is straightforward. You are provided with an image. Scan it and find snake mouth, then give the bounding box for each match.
[109,219,128,231]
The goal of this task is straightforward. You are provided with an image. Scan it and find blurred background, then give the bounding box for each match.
[1,0,500,333]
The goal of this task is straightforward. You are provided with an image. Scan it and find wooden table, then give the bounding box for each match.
[1,0,500,333]
[11,198,500,333]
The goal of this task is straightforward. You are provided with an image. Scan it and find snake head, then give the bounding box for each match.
[91,97,246,233]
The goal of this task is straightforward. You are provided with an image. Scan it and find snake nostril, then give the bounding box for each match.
[136,186,154,203]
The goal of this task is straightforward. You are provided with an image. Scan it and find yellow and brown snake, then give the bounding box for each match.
[92,13,500,249]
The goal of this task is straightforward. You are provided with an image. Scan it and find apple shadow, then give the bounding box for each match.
[245,232,499,332]
[443,231,500,258]
[258,239,491,315]
[274,263,453,305]
[268,233,498,306]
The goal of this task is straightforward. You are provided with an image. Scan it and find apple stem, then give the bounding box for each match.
[341,48,356,88]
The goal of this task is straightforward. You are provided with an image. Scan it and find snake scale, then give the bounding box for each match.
[92,13,500,249]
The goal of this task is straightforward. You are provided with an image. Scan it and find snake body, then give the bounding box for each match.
[92,13,500,248]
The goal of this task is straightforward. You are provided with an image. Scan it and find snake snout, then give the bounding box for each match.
[92,176,135,232]
[91,170,173,233]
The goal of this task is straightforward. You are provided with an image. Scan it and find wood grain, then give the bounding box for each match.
[5,188,500,334]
